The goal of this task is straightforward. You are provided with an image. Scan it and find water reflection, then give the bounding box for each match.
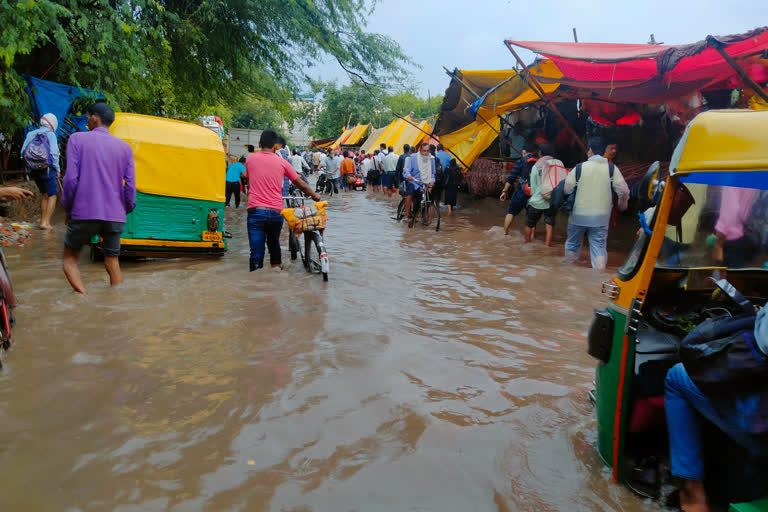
[0,191,659,511]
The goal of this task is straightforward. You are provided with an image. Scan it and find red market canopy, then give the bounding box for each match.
[506,27,768,102]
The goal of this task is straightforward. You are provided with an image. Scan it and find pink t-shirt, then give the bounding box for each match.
[246,151,299,210]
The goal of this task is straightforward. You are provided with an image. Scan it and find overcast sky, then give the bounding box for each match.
[308,0,768,98]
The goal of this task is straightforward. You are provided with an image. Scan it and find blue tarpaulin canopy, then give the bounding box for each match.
[24,75,102,135]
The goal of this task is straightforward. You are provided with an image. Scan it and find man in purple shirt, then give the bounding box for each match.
[61,103,136,294]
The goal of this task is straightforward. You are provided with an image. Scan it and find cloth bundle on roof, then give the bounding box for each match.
[506,27,768,103]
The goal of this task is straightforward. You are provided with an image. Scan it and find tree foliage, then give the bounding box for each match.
[0,0,413,136]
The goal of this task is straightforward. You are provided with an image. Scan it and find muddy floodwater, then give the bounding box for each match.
[0,190,660,511]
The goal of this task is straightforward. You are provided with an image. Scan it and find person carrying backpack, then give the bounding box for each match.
[499,142,539,235]
[563,136,629,269]
[525,143,562,247]
[21,113,60,229]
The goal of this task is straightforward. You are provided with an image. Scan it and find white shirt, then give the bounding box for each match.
[564,155,629,227]
[383,152,399,172]
[361,158,373,174]
[289,154,308,174]
[330,155,343,178]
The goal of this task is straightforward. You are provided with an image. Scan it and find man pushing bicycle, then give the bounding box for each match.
[402,142,436,223]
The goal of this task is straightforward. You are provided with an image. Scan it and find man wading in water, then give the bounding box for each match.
[61,103,136,294]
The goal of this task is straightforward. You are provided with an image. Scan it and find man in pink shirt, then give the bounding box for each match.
[246,130,320,271]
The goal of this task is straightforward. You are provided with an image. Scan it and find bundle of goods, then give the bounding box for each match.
[281,201,328,234]
[466,158,506,197]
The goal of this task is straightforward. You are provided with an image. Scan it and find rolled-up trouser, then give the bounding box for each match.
[564,223,609,269]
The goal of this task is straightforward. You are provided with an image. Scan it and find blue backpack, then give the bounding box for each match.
[22,131,53,176]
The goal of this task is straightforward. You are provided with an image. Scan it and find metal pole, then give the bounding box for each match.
[706,35,768,104]
[393,113,470,169]
[572,28,579,43]
[504,41,588,155]
[443,67,480,99]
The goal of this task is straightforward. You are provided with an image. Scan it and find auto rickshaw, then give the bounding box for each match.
[589,110,768,510]
[91,113,228,259]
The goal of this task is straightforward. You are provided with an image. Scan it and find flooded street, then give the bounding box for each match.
[0,190,657,511]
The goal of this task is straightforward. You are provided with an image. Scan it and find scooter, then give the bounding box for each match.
[0,248,17,368]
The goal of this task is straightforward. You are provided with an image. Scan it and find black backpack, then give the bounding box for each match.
[551,162,614,212]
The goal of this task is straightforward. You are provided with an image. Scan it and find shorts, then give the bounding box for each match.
[406,182,421,196]
[381,171,391,188]
[64,220,125,257]
[506,188,528,216]
[525,205,556,228]
[33,172,58,196]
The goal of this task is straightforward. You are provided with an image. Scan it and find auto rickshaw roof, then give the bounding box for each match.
[671,110,768,185]
[110,113,225,203]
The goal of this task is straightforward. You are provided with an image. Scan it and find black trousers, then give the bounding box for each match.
[226,181,241,208]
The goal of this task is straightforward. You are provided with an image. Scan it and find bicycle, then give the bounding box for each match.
[395,180,440,232]
[283,196,330,282]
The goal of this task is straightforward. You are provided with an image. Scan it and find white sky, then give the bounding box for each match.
[308,0,768,98]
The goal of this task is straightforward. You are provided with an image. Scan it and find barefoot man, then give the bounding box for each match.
[61,103,136,294]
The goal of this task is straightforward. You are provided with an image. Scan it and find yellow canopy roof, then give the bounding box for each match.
[344,124,370,145]
[330,124,370,150]
[361,117,430,154]
[330,127,354,150]
[439,117,501,169]
[110,113,226,203]
[434,60,561,135]
[359,126,388,153]
[671,110,768,174]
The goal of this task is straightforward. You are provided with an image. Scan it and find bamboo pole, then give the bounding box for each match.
[504,41,588,155]
[706,35,768,103]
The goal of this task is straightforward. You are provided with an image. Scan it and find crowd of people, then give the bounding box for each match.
[499,136,629,270]
[278,142,463,214]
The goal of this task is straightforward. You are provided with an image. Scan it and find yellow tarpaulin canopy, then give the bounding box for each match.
[111,113,226,203]
[330,127,354,150]
[468,60,562,120]
[329,123,370,150]
[439,117,502,169]
[434,60,562,135]
[344,124,370,145]
[360,117,430,154]
[359,126,387,153]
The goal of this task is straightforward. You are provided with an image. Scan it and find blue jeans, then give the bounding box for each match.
[564,223,609,269]
[665,363,768,480]
[247,209,284,270]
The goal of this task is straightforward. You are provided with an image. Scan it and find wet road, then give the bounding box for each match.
[0,190,658,511]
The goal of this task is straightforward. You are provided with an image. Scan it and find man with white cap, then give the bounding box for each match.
[21,113,60,229]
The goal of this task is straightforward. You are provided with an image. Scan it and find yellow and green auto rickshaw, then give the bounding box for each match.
[91,113,228,259]
[589,110,768,510]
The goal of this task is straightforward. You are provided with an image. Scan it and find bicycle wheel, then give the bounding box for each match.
[422,201,441,232]
[303,231,314,272]
[312,231,329,282]
[395,198,406,221]
[288,231,299,261]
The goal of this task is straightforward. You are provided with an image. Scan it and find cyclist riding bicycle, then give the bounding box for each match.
[403,142,436,222]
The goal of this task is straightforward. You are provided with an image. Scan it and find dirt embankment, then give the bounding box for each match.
[0,179,43,247]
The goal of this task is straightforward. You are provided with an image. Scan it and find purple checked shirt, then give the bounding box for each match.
[62,127,136,222]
